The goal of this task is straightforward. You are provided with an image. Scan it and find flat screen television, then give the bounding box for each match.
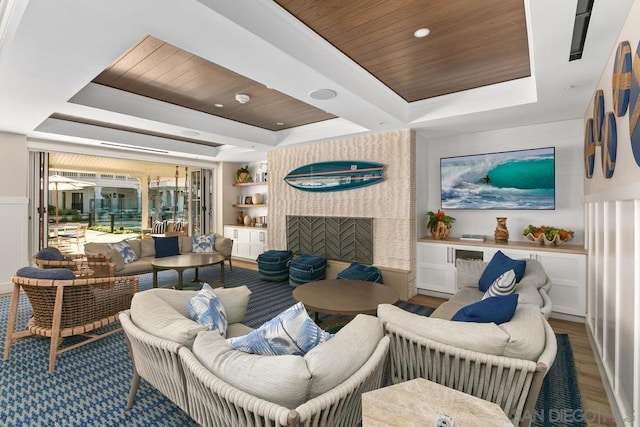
[440,147,555,210]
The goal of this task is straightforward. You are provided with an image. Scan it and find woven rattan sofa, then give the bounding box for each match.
[120,288,390,426]
[4,273,138,373]
[378,258,557,426]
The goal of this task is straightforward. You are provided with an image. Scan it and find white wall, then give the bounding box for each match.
[417,119,585,243]
[583,0,640,424]
[0,132,29,293]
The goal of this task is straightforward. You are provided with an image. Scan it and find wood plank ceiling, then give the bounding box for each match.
[91,35,336,131]
[64,1,530,137]
[275,0,530,102]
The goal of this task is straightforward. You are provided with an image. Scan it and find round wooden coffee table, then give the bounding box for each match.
[292,279,398,321]
[151,253,225,290]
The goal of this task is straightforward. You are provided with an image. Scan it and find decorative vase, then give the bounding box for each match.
[237,211,244,225]
[430,221,450,240]
[494,217,509,243]
[243,214,253,226]
[236,171,249,183]
[252,193,263,205]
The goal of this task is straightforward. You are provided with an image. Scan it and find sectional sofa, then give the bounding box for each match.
[120,287,390,427]
[84,235,233,276]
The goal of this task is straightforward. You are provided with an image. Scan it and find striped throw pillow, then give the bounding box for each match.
[152,220,167,234]
[173,221,185,232]
[482,269,516,299]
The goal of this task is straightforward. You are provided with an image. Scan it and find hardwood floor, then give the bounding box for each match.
[234,262,617,425]
[409,294,617,426]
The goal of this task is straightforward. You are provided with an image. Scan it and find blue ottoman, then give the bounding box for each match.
[289,254,327,287]
[257,250,293,282]
[337,262,383,283]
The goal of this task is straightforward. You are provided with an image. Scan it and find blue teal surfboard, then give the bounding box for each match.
[284,161,384,192]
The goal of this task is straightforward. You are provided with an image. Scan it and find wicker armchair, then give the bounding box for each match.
[33,253,115,278]
[3,274,138,373]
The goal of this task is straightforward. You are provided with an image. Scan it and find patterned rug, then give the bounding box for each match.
[0,266,583,426]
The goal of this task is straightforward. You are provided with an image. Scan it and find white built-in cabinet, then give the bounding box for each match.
[224,225,267,261]
[416,238,587,318]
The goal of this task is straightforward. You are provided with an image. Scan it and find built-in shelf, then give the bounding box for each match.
[233,204,267,208]
[233,182,268,187]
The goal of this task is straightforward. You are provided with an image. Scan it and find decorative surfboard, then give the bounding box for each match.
[602,112,617,179]
[584,118,595,179]
[629,41,640,166]
[592,89,605,145]
[284,161,385,192]
[613,41,632,117]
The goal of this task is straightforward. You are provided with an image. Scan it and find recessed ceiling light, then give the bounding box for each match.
[309,89,337,100]
[276,122,285,126]
[214,103,224,108]
[565,85,575,91]
[414,28,430,38]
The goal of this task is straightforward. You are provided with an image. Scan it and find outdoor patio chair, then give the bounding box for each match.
[4,273,138,373]
[58,223,88,250]
[33,252,115,278]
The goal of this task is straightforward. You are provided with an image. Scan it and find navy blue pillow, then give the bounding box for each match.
[34,247,65,261]
[337,262,383,283]
[154,236,180,258]
[451,294,519,324]
[478,251,526,292]
[16,266,75,280]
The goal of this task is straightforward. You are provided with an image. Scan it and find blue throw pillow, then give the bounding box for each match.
[451,294,519,325]
[16,266,75,280]
[337,262,383,283]
[478,251,526,292]
[192,234,214,253]
[108,240,138,264]
[227,302,333,356]
[154,236,180,258]
[188,283,227,336]
[34,247,65,261]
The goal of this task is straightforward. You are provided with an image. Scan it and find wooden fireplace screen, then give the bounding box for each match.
[286,216,373,264]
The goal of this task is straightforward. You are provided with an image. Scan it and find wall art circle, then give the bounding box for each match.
[613,41,632,116]
[601,112,617,178]
[629,41,640,166]
[584,118,596,178]
[593,89,605,144]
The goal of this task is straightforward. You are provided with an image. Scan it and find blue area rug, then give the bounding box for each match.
[0,266,583,426]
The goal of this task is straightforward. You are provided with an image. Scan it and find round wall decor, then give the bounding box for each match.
[629,41,640,166]
[613,41,632,116]
[584,118,596,178]
[602,112,617,178]
[593,89,605,144]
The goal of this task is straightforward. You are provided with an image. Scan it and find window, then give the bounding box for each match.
[71,193,83,212]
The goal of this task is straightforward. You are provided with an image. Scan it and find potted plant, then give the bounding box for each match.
[235,165,252,183]
[427,210,455,240]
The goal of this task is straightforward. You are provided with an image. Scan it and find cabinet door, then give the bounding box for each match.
[535,252,586,316]
[223,226,239,256]
[235,228,251,258]
[416,243,456,294]
[249,230,267,259]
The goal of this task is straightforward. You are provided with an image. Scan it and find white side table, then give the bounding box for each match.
[362,378,512,426]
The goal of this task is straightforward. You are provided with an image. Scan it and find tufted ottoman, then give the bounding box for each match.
[288,254,327,287]
[337,262,383,283]
[257,250,293,282]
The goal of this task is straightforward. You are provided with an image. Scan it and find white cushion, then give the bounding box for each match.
[499,303,546,360]
[192,331,311,409]
[130,291,207,347]
[377,304,510,356]
[304,314,382,398]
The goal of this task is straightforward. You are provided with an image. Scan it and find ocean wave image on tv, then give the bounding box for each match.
[440,147,555,210]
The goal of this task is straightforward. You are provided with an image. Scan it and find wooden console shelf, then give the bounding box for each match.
[233,182,267,187]
[417,236,586,255]
[233,204,267,208]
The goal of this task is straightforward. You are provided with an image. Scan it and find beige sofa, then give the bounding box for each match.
[84,235,233,276]
[377,258,557,427]
[120,287,390,426]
